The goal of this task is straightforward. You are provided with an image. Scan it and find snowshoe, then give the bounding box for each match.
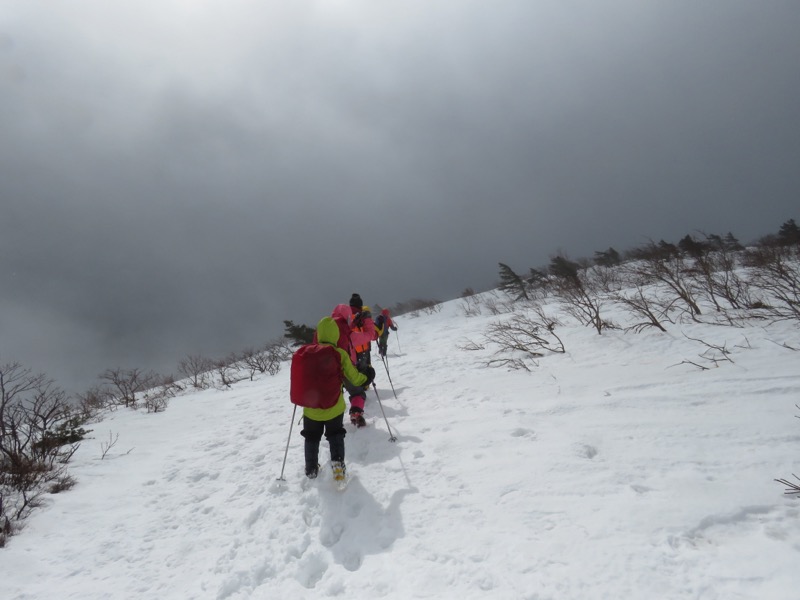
[331,461,346,483]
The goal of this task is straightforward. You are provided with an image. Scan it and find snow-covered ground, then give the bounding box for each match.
[2,293,799,599]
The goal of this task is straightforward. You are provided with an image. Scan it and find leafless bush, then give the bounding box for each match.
[459,294,482,317]
[240,341,289,380]
[481,310,565,370]
[550,260,615,334]
[392,298,442,316]
[456,338,486,352]
[214,354,246,389]
[100,431,120,459]
[266,338,293,375]
[776,404,800,496]
[178,354,215,389]
[669,333,747,371]
[1,495,13,547]
[98,368,160,409]
[1,362,87,529]
[744,245,800,322]
[627,242,703,321]
[483,291,516,315]
[141,387,171,414]
[424,303,442,315]
[49,474,76,494]
[612,283,672,333]
[688,239,753,312]
[75,386,113,419]
[776,474,800,496]
[240,347,270,379]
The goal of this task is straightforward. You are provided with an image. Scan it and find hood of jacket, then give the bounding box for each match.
[316,316,340,346]
[332,304,351,322]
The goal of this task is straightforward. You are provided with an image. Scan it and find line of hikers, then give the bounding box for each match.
[291,293,398,481]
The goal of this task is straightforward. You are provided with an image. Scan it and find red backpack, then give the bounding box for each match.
[290,343,343,409]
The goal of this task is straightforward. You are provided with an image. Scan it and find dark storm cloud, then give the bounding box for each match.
[1,0,798,393]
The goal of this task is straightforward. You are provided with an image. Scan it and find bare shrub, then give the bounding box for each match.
[482,310,565,370]
[214,354,246,389]
[142,388,170,414]
[240,339,290,379]
[669,333,750,371]
[549,257,615,334]
[627,241,703,321]
[456,338,486,352]
[687,235,753,312]
[100,431,120,460]
[49,474,76,494]
[98,368,160,409]
[266,338,293,375]
[75,386,113,419]
[483,291,516,315]
[1,362,87,528]
[178,355,215,389]
[240,347,271,380]
[392,298,442,316]
[459,294,482,317]
[775,404,800,497]
[424,303,442,315]
[744,245,800,322]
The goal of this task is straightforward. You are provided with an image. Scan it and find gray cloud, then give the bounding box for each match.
[1,0,798,393]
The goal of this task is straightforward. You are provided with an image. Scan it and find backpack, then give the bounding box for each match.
[290,343,343,409]
[374,314,385,335]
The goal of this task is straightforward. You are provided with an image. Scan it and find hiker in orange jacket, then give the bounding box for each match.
[345,293,377,427]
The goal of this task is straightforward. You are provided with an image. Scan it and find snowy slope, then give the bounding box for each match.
[2,295,799,599]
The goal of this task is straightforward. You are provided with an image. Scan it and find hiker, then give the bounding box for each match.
[345,293,378,427]
[374,308,398,358]
[299,316,375,480]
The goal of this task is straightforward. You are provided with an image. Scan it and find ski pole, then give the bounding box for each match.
[277,404,298,481]
[372,383,397,442]
[379,354,398,400]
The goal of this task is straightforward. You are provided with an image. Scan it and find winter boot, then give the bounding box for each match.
[331,461,346,482]
[306,463,320,479]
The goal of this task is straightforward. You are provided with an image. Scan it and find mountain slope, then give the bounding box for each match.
[2,296,799,599]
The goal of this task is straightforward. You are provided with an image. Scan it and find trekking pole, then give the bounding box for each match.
[277,404,298,481]
[372,383,397,442]
[395,330,401,354]
[379,354,398,400]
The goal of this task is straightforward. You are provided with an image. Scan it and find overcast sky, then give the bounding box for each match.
[2,0,798,394]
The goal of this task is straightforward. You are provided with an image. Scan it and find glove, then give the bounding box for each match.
[353,312,365,328]
[391,325,398,331]
[364,366,376,386]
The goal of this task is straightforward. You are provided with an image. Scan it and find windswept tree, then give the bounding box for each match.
[777,218,800,246]
[497,263,529,301]
[283,320,315,346]
[594,247,621,267]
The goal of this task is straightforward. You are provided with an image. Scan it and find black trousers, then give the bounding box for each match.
[301,413,346,469]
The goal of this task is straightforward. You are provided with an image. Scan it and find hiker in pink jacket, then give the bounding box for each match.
[331,293,377,427]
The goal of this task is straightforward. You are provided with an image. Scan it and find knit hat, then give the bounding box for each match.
[349,293,363,308]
